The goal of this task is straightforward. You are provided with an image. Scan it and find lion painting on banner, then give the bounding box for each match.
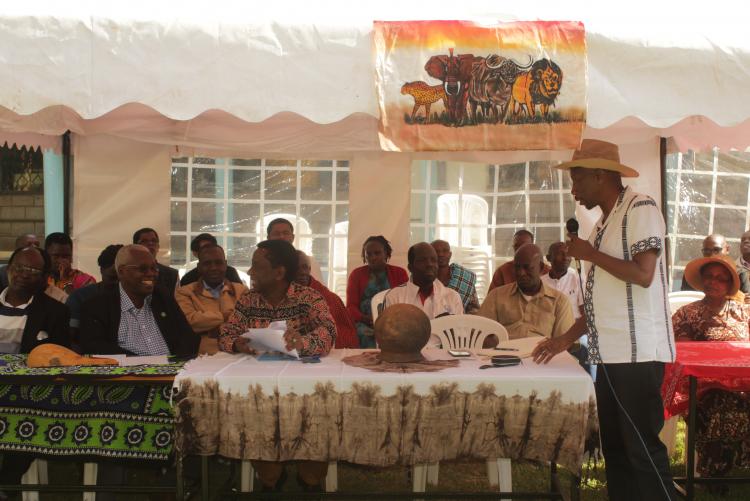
[509,59,563,120]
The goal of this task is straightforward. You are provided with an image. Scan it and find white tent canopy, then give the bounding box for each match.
[2,0,750,152]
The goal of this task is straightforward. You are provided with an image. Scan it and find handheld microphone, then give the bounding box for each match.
[565,217,579,236]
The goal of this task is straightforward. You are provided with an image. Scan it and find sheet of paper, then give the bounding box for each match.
[105,355,170,366]
[476,335,545,359]
[240,320,299,359]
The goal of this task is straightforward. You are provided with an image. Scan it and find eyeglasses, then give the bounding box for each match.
[10,264,44,276]
[122,264,158,274]
[701,247,723,256]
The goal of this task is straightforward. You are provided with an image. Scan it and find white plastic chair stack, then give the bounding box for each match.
[412,315,512,493]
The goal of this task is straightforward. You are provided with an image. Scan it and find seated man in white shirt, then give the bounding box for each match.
[383,242,464,332]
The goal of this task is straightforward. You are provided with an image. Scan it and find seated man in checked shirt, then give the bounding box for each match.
[219,238,336,492]
[79,244,199,357]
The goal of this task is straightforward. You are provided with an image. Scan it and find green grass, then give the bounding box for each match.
[27,421,750,499]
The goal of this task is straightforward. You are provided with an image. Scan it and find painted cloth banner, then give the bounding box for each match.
[374,21,586,151]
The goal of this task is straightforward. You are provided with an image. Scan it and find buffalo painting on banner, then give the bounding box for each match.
[373,21,587,151]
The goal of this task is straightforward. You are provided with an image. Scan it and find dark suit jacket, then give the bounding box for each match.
[157,263,179,292]
[16,292,70,353]
[79,284,199,357]
[179,265,242,287]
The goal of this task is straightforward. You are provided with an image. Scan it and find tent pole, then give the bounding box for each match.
[62,131,70,235]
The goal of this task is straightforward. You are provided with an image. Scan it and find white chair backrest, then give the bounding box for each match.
[370,289,389,323]
[436,194,489,248]
[431,315,508,350]
[668,291,704,315]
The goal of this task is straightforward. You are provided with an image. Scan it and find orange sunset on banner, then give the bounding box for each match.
[373,21,587,152]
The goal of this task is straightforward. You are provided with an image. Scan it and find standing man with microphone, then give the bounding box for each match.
[532,140,677,501]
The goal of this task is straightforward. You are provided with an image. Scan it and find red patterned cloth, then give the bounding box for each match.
[308,276,358,349]
[661,341,750,418]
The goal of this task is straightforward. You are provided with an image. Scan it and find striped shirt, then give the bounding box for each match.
[446,263,480,313]
[117,284,170,356]
[219,282,336,357]
[584,186,675,364]
[0,289,31,354]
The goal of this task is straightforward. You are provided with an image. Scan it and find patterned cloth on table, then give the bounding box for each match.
[218,282,336,357]
[446,263,479,313]
[117,284,170,356]
[671,303,750,477]
[0,355,183,460]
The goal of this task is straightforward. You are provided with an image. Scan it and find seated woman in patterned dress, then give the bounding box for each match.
[672,255,750,489]
[346,236,408,348]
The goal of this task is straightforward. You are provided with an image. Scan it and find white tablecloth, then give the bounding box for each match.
[173,349,598,471]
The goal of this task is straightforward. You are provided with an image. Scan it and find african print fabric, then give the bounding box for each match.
[0,355,182,460]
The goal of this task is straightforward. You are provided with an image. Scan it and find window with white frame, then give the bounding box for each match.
[170,157,349,297]
[666,149,750,289]
[410,160,576,300]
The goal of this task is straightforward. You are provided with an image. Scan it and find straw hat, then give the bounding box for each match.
[556,139,640,178]
[683,255,740,296]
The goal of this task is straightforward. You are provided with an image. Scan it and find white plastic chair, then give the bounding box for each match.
[370,289,389,323]
[431,314,509,350]
[414,315,511,493]
[668,291,704,315]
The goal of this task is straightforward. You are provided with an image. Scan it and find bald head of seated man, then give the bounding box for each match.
[479,243,574,347]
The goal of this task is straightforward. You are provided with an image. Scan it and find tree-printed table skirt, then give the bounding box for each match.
[174,350,598,473]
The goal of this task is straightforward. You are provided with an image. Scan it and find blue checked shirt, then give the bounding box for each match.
[447,263,480,313]
[117,284,170,356]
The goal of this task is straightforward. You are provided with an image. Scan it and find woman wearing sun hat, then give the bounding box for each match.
[672,255,750,489]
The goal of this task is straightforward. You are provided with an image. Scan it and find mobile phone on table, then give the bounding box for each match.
[448,349,471,357]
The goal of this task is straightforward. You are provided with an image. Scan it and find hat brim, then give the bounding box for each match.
[556,158,640,178]
[683,256,740,296]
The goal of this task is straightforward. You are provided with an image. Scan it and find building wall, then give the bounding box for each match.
[0,194,44,257]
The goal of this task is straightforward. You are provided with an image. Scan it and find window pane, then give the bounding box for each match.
[497,163,526,192]
[335,205,349,225]
[192,168,223,198]
[410,226,425,244]
[528,194,561,224]
[718,151,750,174]
[336,171,349,201]
[172,157,188,165]
[533,227,565,256]
[495,195,525,224]
[191,202,225,232]
[562,196,577,222]
[300,171,332,201]
[675,205,709,236]
[171,167,187,197]
[411,193,425,224]
[301,160,333,167]
[411,161,428,190]
[230,158,261,167]
[230,170,261,199]
[493,228,518,260]
[170,201,187,232]
[678,174,712,204]
[713,208,746,239]
[463,164,496,193]
[716,176,748,206]
[265,170,297,200]
[226,236,256,270]
[265,159,296,167]
[693,151,714,172]
[311,237,331,269]
[674,237,703,267]
[228,203,260,234]
[193,157,216,165]
[528,161,560,191]
[300,204,332,235]
[169,235,187,267]
[430,161,461,191]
